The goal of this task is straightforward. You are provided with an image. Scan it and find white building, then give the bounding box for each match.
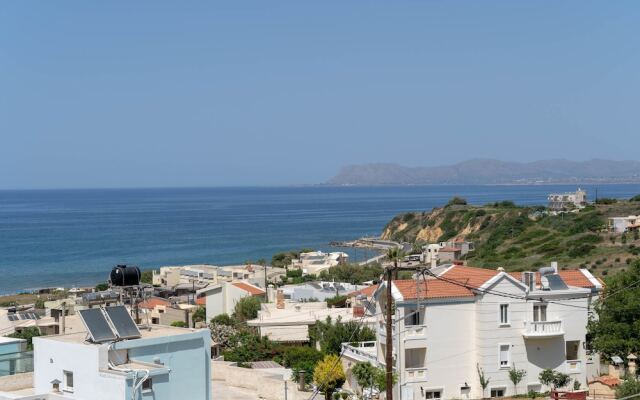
[608,216,640,233]
[278,281,368,302]
[199,281,265,322]
[247,297,376,343]
[152,264,219,287]
[0,324,212,400]
[290,251,349,276]
[342,264,603,400]
[548,189,588,211]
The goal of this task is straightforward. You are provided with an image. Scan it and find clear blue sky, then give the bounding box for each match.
[1,2,639,188]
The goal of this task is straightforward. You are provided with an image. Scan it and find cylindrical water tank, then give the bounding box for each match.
[110,265,141,286]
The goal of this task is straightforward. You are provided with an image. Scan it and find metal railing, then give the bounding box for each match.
[341,341,378,364]
[0,350,34,376]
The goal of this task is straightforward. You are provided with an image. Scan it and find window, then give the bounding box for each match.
[142,378,153,391]
[63,371,74,392]
[499,344,510,368]
[499,304,509,325]
[491,388,505,397]
[405,348,426,369]
[566,340,580,361]
[406,307,423,326]
[533,304,547,322]
[425,390,442,399]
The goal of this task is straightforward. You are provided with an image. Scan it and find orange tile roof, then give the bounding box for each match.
[139,297,171,309]
[232,282,265,296]
[439,247,461,252]
[349,284,379,298]
[393,279,475,300]
[441,265,499,288]
[506,270,597,289]
[589,375,621,387]
[196,296,206,306]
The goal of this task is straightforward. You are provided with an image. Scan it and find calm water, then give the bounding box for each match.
[1,184,638,294]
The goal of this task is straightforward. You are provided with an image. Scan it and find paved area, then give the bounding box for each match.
[212,380,260,400]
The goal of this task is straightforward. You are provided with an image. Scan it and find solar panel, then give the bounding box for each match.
[545,274,568,290]
[78,308,117,343]
[8,315,18,321]
[105,306,141,340]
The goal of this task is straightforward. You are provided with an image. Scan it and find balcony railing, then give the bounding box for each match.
[404,324,427,338]
[523,321,564,338]
[565,360,582,374]
[0,351,33,377]
[405,367,427,382]
[341,341,378,365]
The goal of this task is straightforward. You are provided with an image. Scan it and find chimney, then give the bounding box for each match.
[276,290,285,309]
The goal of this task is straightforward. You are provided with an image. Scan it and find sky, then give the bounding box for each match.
[1,2,640,189]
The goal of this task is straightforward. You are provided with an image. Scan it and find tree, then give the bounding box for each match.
[34,299,45,309]
[8,327,41,350]
[351,362,377,395]
[281,346,323,387]
[309,316,376,355]
[170,321,187,327]
[233,296,262,322]
[209,323,238,349]
[95,282,109,291]
[192,306,206,326]
[313,354,346,399]
[222,330,275,365]
[140,269,153,284]
[210,313,235,326]
[326,295,348,308]
[318,263,384,284]
[508,364,527,395]
[616,379,640,398]
[447,196,468,207]
[477,364,490,399]
[588,261,640,357]
[538,369,570,390]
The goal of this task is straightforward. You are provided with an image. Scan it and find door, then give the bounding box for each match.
[402,386,415,400]
[533,304,547,322]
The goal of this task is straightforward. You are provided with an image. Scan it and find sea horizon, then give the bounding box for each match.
[1,183,639,295]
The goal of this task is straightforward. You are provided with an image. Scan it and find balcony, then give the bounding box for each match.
[565,360,582,374]
[405,367,428,382]
[341,341,378,365]
[523,321,564,338]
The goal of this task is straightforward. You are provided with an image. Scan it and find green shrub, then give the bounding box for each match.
[446,197,468,206]
[616,379,640,398]
[596,198,618,205]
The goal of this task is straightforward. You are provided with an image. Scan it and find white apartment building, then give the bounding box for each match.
[152,264,219,287]
[548,189,588,211]
[291,251,349,276]
[198,281,265,322]
[342,264,603,400]
[608,215,640,233]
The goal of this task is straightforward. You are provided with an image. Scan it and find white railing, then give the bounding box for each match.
[523,321,563,337]
[404,324,427,338]
[565,360,582,374]
[405,367,427,381]
[341,341,378,364]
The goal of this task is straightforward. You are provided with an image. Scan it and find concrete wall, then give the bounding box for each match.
[212,361,310,400]
[0,371,33,391]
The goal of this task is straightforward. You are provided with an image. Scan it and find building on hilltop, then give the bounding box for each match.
[548,188,588,211]
[342,263,603,400]
[608,215,640,233]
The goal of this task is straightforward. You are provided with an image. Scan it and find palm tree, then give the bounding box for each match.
[386,247,404,279]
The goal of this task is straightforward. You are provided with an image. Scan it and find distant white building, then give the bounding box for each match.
[421,239,474,266]
[290,251,349,276]
[152,264,219,287]
[608,216,640,233]
[198,281,265,322]
[278,281,368,302]
[548,189,588,211]
[0,323,212,400]
[342,264,603,400]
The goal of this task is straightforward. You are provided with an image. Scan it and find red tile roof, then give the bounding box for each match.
[232,282,265,296]
[441,265,499,289]
[589,375,621,387]
[349,284,379,298]
[196,296,206,306]
[394,279,475,300]
[506,270,597,289]
[139,297,171,310]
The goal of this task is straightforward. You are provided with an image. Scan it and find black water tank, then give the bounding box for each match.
[110,265,141,286]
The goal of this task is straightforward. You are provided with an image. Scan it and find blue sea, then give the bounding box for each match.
[1,184,639,294]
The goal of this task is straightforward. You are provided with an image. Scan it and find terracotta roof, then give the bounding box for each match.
[393,279,475,300]
[440,265,499,289]
[506,270,597,289]
[139,297,171,310]
[439,247,461,252]
[232,282,265,296]
[349,284,379,298]
[589,375,621,387]
[196,296,206,306]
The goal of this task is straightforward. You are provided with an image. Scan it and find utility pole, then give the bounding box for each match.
[263,262,269,302]
[385,263,396,400]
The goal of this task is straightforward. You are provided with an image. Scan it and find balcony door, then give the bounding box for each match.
[533,304,547,322]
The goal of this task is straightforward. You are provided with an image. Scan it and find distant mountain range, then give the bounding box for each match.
[326,159,640,185]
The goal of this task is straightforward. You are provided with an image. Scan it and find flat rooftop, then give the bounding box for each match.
[37,324,202,345]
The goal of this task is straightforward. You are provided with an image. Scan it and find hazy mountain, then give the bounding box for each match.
[327,159,640,185]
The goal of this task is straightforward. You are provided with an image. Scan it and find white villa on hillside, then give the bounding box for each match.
[290,251,349,276]
[342,264,603,400]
